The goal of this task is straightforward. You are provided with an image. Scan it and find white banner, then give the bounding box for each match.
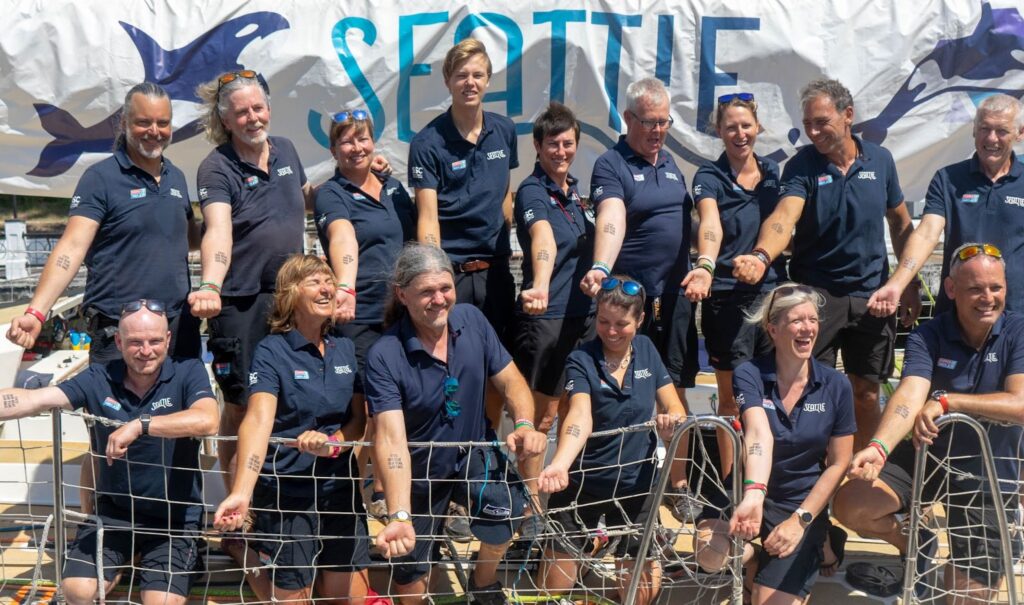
[1,0,1022,204]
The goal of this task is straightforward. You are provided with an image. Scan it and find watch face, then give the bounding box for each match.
[392,510,411,522]
[800,511,812,522]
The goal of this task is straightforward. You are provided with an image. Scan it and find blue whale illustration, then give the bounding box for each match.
[28,11,290,177]
[853,3,1024,144]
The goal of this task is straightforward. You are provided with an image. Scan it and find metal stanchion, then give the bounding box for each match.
[903,413,1017,605]
[51,409,66,603]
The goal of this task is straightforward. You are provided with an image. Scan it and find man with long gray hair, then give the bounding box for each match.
[367,243,545,605]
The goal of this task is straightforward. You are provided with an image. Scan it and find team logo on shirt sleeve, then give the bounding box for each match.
[524,209,535,222]
[411,166,424,179]
[564,379,574,391]
[198,188,208,200]
[70,195,81,209]
[249,372,259,386]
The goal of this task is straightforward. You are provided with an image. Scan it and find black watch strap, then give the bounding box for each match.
[139,414,152,436]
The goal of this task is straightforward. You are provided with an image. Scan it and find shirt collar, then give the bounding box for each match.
[755,355,826,389]
[531,162,578,196]
[398,306,467,357]
[106,356,177,388]
[282,328,334,353]
[113,145,169,178]
[614,135,666,168]
[943,308,1006,345]
[969,152,1023,179]
[440,108,494,143]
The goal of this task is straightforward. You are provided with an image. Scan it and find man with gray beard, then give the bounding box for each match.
[7,82,200,364]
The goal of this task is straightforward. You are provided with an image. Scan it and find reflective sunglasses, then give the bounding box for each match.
[443,375,460,420]
[120,299,166,317]
[601,277,643,296]
[331,109,370,123]
[718,92,755,104]
[766,284,815,316]
[953,243,1002,262]
[217,70,258,91]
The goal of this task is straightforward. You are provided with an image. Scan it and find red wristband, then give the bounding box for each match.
[751,247,772,268]
[337,285,356,297]
[24,307,46,325]
[937,393,949,414]
[867,441,888,463]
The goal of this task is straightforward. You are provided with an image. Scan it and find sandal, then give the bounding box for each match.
[844,561,902,598]
[820,524,848,575]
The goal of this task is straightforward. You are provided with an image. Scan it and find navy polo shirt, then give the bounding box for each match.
[514,164,596,318]
[248,330,361,497]
[902,310,1024,493]
[734,356,856,508]
[692,153,786,291]
[365,304,512,485]
[315,171,416,324]
[407,109,519,263]
[70,147,192,318]
[562,334,671,494]
[197,136,307,296]
[590,136,691,297]
[924,154,1024,312]
[56,357,214,524]
[780,137,903,297]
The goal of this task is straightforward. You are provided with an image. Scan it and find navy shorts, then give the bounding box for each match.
[64,506,200,596]
[546,486,655,558]
[879,442,1021,587]
[812,288,895,382]
[512,314,594,396]
[701,291,772,371]
[389,446,527,585]
[207,292,275,404]
[251,487,371,590]
[663,292,698,388]
[753,499,829,598]
[454,258,517,348]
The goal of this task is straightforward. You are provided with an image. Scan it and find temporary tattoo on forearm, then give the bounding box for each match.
[387,454,403,469]
[748,442,763,457]
[536,250,550,262]
[214,251,228,266]
[895,404,910,419]
[246,454,261,472]
[901,258,918,271]
[566,424,581,438]
[2,394,17,409]
[342,254,354,265]
[425,234,439,245]
[55,254,70,271]
[769,222,784,234]
[703,231,717,242]
[602,223,616,235]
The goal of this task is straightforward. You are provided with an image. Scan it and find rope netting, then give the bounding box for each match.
[4,411,749,605]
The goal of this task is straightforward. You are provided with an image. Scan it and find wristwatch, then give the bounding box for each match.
[139,414,152,436]
[794,508,813,527]
[390,510,412,524]
[930,390,949,414]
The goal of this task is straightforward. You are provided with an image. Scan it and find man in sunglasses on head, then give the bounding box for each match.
[7,82,200,364]
[836,243,1024,601]
[868,94,1024,319]
[0,301,219,605]
[365,243,545,605]
[733,77,916,452]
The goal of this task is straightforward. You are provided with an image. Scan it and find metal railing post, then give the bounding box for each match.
[51,409,66,603]
[902,413,1017,605]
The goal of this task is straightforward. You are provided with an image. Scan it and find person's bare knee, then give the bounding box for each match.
[694,520,731,573]
[61,578,100,605]
[141,589,188,605]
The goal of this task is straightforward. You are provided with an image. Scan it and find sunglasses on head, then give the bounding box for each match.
[601,277,643,296]
[718,92,755,104]
[443,375,460,420]
[954,243,1002,262]
[120,299,166,317]
[766,284,815,316]
[217,70,258,91]
[331,109,369,123]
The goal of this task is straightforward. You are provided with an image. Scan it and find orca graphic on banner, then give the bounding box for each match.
[854,3,1024,144]
[27,11,290,177]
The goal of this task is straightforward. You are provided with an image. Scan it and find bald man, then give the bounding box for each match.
[0,301,219,605]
